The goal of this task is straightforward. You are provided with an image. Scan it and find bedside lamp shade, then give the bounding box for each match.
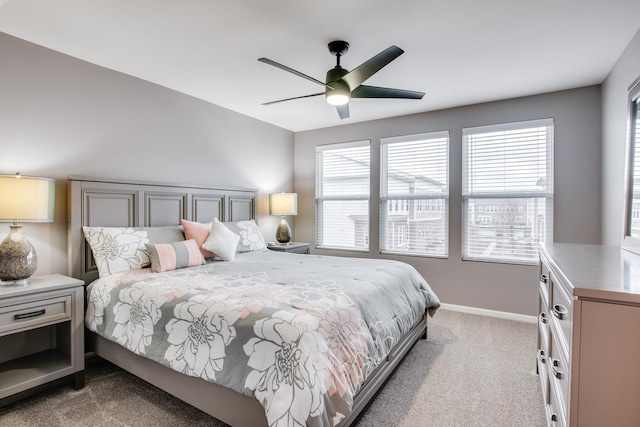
[0,174,55,285]
[269,193,297,244]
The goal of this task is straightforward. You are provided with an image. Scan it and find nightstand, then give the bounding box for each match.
[267,242,311,254]
[0,274,85,407]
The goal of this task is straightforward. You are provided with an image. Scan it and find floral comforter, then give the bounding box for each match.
[85,250,440,427]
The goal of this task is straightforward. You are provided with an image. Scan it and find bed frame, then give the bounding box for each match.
[68,176,428,427]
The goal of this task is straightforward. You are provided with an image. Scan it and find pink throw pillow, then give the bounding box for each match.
[181,219,215,259]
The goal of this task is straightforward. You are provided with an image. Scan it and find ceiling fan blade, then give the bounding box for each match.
[261,92,324,106]
[336,104,350,119]
[351,85,425,99]
[342,46,404,89]
[258,58,333,89]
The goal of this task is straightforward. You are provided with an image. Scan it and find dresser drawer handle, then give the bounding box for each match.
[537,349,547,364]
[550,413,558,426]
[552,304,568,320]
[540,274,548,284]
[539,312,548,324]
[550,357,564,380]
[14,309,46,320]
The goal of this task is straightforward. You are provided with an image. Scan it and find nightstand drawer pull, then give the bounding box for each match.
[540,274,548,284]
[14,309,46,320]
[552,304,568,320]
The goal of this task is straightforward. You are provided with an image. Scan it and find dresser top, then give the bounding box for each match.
[541,243,640,304]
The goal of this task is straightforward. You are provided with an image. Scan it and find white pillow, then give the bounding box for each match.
[202,218,240,261]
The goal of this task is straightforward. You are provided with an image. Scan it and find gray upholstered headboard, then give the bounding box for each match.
[68,176,258,285]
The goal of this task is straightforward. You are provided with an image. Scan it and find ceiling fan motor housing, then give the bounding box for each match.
[326,67,349,87]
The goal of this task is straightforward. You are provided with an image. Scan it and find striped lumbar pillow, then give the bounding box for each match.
[145,239,205,273]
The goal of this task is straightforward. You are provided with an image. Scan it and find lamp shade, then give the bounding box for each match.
[269,193,298,216]
[0,174,55,222]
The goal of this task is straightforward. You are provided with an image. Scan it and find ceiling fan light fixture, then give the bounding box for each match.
[326,92,349,106]
[326,79,350,105]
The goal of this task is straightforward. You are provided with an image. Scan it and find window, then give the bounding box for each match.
[316,141,370,251]
[624,77,640,254]
[380,131,449,257]
[462,119,553,264]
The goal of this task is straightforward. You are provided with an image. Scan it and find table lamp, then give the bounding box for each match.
[269,192,297,244]
[0,173,55,286]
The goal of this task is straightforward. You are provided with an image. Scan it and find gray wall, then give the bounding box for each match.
[0,33,294,277]
[295,87,602,315]
[602,28,640,245]
[0,28,613,316]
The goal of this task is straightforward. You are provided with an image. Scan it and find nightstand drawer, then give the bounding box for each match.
[0,295,71,336]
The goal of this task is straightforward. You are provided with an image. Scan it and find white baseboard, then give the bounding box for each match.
[440,303,537,324]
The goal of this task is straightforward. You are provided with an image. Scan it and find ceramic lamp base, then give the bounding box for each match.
[0,224,37,286]
[275,217,292,244]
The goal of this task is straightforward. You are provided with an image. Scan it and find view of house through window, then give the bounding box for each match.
[380,131,449,256]
[315,141,370,251]
[462,119,554,264]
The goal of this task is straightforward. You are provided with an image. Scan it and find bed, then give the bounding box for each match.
[68,176,440,427]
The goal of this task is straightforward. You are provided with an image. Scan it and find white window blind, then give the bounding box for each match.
[462,119,553,264]
[316,141,370,251]
[380,131,449,256]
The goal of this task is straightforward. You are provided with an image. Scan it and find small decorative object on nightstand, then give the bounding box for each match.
[269,192,297,244]
[0,274,85,407]
[0,173,55,286]
[267,242,310,254]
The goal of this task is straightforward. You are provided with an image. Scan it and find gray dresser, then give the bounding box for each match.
[537,243,640,427]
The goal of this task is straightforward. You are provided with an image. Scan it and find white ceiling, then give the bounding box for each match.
[1,0,639,132]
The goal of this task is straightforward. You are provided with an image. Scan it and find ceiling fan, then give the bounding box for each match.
[258,41,425,119]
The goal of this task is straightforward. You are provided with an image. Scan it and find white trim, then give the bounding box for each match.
[462,117,554,135]
[380,130,450,145]
[439,303,537,324]
[315,139,370,151]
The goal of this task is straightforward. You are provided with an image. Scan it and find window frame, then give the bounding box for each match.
[315,140,371,252]
[380,131,450,258]
[462,118,554,265]
[623,76,640,255]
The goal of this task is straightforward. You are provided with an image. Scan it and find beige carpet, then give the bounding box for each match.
[0,309,546,427]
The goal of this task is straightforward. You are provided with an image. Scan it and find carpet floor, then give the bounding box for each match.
[0,309,546,427]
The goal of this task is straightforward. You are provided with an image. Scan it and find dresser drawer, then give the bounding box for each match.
[537,346,549,405]
[539,288,550,339]
[549,329,570,421]
[539,263,551,303]
[0,295,72,336]
[550,273,572,356]
[549,378,567,427]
